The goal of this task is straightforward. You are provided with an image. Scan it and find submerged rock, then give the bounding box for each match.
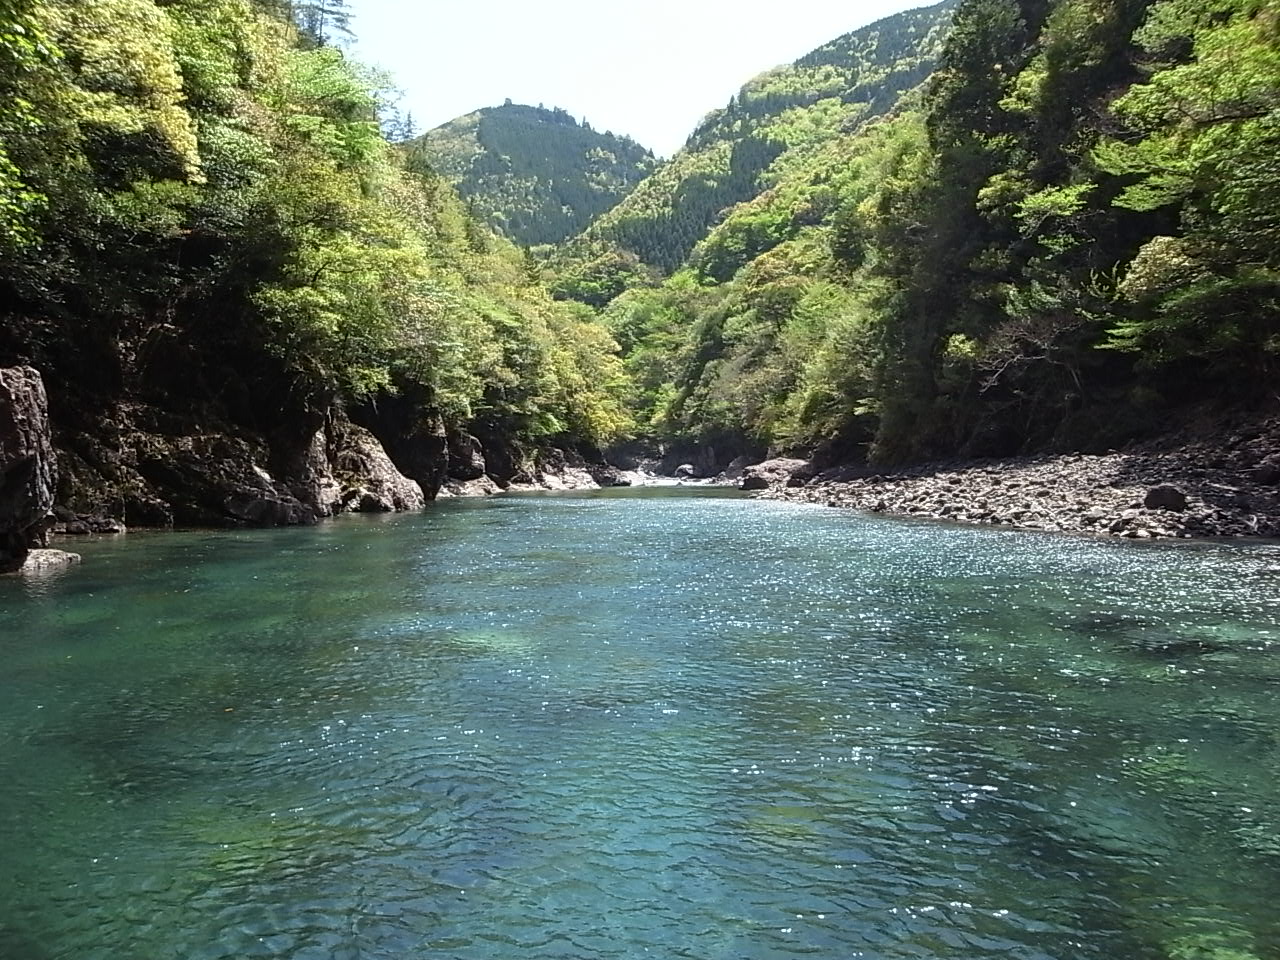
[1130,636,1226,657]
[18,548,82,574]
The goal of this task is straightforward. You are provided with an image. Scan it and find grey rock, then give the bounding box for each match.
[440,475,505,498]
[722,456,754,480]
[331,423,425,513]
[738,458,810,492]
[16,548,81,575]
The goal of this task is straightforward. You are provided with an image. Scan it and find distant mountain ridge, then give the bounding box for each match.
[408,103,657,247]
[550,0,958,304]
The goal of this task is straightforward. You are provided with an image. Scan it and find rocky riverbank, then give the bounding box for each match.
[749,417,1280,540]
[0,364,641,573]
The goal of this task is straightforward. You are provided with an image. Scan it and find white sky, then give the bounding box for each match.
[348,1,930,157]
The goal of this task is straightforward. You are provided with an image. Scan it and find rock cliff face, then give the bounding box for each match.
[0,367,58,570]
[52,397,433,530]
[1,359,627,542]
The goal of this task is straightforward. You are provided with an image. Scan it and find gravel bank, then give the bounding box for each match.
[759,417,1280,540]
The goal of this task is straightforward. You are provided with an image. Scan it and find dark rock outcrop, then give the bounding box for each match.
[47,399,430,529]
[1253,461,1280,485]
[1144,485,1188,512]
[132,432,318,527]
[352,393,449,500]
[0,367,57,571]
[50,505,125,536]
[660,443,749,479]
[447,432,488,481]
[588,464,632,487]
[330,421,425,513]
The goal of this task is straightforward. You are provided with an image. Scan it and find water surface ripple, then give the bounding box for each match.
[2,489,1279,959]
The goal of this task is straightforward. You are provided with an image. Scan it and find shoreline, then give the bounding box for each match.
[748,424,1280,542]
[31,422,1280,565]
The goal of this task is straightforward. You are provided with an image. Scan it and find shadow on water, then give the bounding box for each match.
[0,928,55,960]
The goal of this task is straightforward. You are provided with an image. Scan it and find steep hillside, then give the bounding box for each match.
[551,0,958,305]
[409,103,656,247]
[602,0,1280,471]
[0,1,633,536]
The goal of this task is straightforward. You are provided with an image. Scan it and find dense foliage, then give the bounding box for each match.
[595,0,1280,464]
[411,102,656,248]
[550,0,959,305]
[3,0,1274,482]
[0,0,631,460]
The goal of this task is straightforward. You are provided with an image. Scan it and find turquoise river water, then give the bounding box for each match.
[2,488,1279,960]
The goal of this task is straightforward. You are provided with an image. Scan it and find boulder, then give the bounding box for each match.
[330,423,425,512]
[721,455,754,481]
[674,463,697,479]
[0,367,57,572]
[588,464,632,488]
[439,475,505,498]
[1143,484,1189,512]
[738,458,810,492]
[447,432,487,481]
[18,548,81,574]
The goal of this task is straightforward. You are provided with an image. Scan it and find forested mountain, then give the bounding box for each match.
[0,0,630,525]
[2,0,1275,530]
[410,103,657,247]
[550,0,959,306]
[593,0,1280,467]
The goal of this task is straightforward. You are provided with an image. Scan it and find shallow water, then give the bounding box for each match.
[2,488,1279,960]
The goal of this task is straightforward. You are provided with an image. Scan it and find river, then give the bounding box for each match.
[1,488,1278,959]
